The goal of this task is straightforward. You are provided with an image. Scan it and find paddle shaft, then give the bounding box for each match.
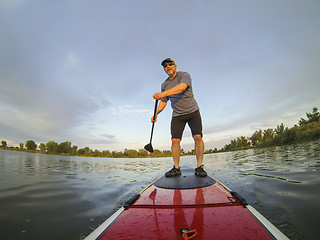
[149,100,158,143]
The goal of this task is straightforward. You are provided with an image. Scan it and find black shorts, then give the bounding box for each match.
[171,110,203,139]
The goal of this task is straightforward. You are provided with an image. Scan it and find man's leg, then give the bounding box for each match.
[193,134,204,167]
[165,138,182,177]
[171,115,186,169]
[194,134,207,177]
[172,138,181,169]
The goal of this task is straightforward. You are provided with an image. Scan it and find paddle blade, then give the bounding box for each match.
[144,143,153,153]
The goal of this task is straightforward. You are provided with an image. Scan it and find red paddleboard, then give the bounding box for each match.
[85,167,289,240]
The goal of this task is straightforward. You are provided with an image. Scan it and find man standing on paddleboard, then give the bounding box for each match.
[152,58,207,177]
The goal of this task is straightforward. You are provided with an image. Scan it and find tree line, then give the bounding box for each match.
[215,107,320,152]
[0,139,191,158]
[1,107,319,157]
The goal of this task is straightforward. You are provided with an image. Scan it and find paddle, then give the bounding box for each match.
[144,99,159,153]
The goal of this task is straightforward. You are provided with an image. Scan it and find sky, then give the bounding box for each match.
[1,0,320,152]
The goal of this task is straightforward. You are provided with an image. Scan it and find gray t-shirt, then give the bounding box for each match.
[161,71,199,117]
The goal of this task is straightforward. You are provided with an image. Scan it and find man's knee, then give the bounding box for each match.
[172,138,181,145]
[193,134,203,142]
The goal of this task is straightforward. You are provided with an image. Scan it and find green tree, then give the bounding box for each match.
[46,141,58,154]
[237,136,249,148]
[138,148,148,157]
[77,148,86,155]
[58,141,72,154]
[274,123,288,136]
[125,149,139,158]
[152,149,163,157]
[19,143,24,150]
[250,130,263,146]
[26,140,37,151]
[39,143,46,152]
[205,148,218,154]
[112,151,123,158]
[263,129,274,140]
[204,149,212,154]
[181,148,186,155]
[92,149,102,157]
[162,150,172,157]
[1,141,7,147]
[299,107,320,126]
[229,139,237,150]
[71,145,78,155]
[84,147,91,155]
[102,150,112,157]
[279,128,296,144]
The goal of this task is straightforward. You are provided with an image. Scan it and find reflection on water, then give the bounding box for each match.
[0,139,319,240]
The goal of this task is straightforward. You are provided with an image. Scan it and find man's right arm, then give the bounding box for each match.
[153,83,188,100]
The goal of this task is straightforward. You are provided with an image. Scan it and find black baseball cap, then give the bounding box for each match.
[161,58,175,66]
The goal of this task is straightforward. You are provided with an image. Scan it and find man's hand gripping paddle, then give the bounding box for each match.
[144,99,158,153]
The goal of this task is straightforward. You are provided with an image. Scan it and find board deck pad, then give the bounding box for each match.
[154,167,216,189]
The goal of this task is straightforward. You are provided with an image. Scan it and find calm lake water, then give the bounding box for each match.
[0,140,319,240]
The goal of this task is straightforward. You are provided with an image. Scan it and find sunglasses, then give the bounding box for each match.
[163,62,175,68]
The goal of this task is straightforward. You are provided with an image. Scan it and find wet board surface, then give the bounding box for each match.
[85,167,289,240]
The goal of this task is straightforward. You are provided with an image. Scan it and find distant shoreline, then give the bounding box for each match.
[1,122,319,158]
[1,107,319,158]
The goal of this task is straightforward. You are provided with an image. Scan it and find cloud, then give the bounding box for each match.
[101,133,116,140]
[112,105,152,115]
[0,61,111,143]
[1,0,319,152]
[65,133,118,150]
